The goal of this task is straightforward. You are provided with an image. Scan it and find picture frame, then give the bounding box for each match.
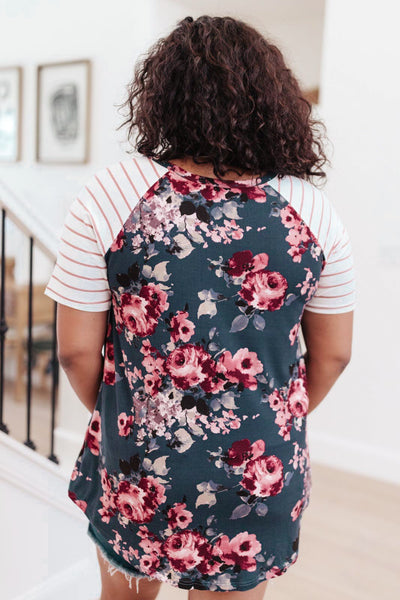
[0,66,22,162]
[36,59,91,164]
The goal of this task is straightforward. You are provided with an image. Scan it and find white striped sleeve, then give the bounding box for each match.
[305,198,356,314]
[268,176,356,314]
[44,195,111,312]
[44,156,167,312]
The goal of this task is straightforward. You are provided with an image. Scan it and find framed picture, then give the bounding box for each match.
[36,59,91,163]
[0,66,22,162]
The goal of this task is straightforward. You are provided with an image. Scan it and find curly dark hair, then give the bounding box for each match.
[118,15,329,182]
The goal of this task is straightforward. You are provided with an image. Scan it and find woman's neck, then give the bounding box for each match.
[168,157,258,181]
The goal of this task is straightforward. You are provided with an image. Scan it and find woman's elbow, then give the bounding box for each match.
[306,349,352,371]
[337,354,351,372]
[58,350,80,371]
[57,347,95,370]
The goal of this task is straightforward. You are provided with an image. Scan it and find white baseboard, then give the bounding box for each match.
[0,430,83,520]
[308,430,400,485]
[12,557,100,600]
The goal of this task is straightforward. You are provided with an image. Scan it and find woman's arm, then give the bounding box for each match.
[300,310,354,415]
[57,305,109,413]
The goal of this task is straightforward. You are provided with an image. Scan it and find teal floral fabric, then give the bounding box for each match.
[68,161,323,591]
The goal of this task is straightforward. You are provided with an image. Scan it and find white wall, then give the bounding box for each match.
[309,0,400,483]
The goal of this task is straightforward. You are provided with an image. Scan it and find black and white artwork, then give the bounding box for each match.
[0,67,22,162]
[36,60,90,163]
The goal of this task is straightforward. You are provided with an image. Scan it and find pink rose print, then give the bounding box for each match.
[251,252,270,272]
[226,250,255,277]
[219,348,263,390]
[138,475,167,508]
[141,341,166,378]
[98,468,117,523]
[268,389,285,411]
[67,491,87,512]
[266,565,286,579]
[287,379,309,417]
[215,532,262,572]
[110,229,125,251]
[167,502,193,529]
[268,377,308,442]
[298,357,306,379]
[226,439,252,467]
[112,293,124,331]
[103,339,115,385]
[246,186,268,203]
[139,554,160,576]
[240,455,284,497]
[120,294,158,337]
[165,343,211,390]
[291,498,304,521]
[137,526,163,556]
[140,283,169,317]
[168,170,204,196]
[85,410,101,455]
[226,250,269,277]
[201,183,231,203]
[288,246,307,262]
[115,481,150,523]
[280,205,316,263]
[280,205,298,228]
[115,476,166,524]
[119,283,169,337]
[289,322,300,346]
[169,310,195,343]
[199,356,227,394]
[162,530,207,572]
[117,412,134,436]
[162,530,221,576]
[144,371,163,396]
[226,438,265,467]
[239,270,288,311]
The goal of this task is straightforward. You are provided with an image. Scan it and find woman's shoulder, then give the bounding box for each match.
[268,174,346,257]
[72,154,167,245]
[79,154,167,211]
[268,174,325,207]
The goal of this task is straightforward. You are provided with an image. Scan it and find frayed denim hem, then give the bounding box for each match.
[87,522,154,594]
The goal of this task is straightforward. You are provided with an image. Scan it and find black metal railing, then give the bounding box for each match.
[0,207,59,464]
[0,210,8,436]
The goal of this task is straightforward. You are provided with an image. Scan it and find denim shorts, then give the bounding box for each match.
[87,521,157,593]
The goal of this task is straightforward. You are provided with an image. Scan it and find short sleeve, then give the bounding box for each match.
[305,211,356,314]
[44,196,111,312]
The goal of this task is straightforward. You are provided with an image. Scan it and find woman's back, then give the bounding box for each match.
[45,152,354,591]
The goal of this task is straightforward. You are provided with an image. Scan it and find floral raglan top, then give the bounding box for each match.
[45,154,356,592]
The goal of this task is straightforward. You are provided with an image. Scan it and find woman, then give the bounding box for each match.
[45,15,355,600]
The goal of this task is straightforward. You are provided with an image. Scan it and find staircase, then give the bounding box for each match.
[0,180,101,599]
[0,431,100,599]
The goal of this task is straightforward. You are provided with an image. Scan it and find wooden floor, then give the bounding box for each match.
[3,380,400,599]
[263,463,400,600]
[160,463,400,600]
